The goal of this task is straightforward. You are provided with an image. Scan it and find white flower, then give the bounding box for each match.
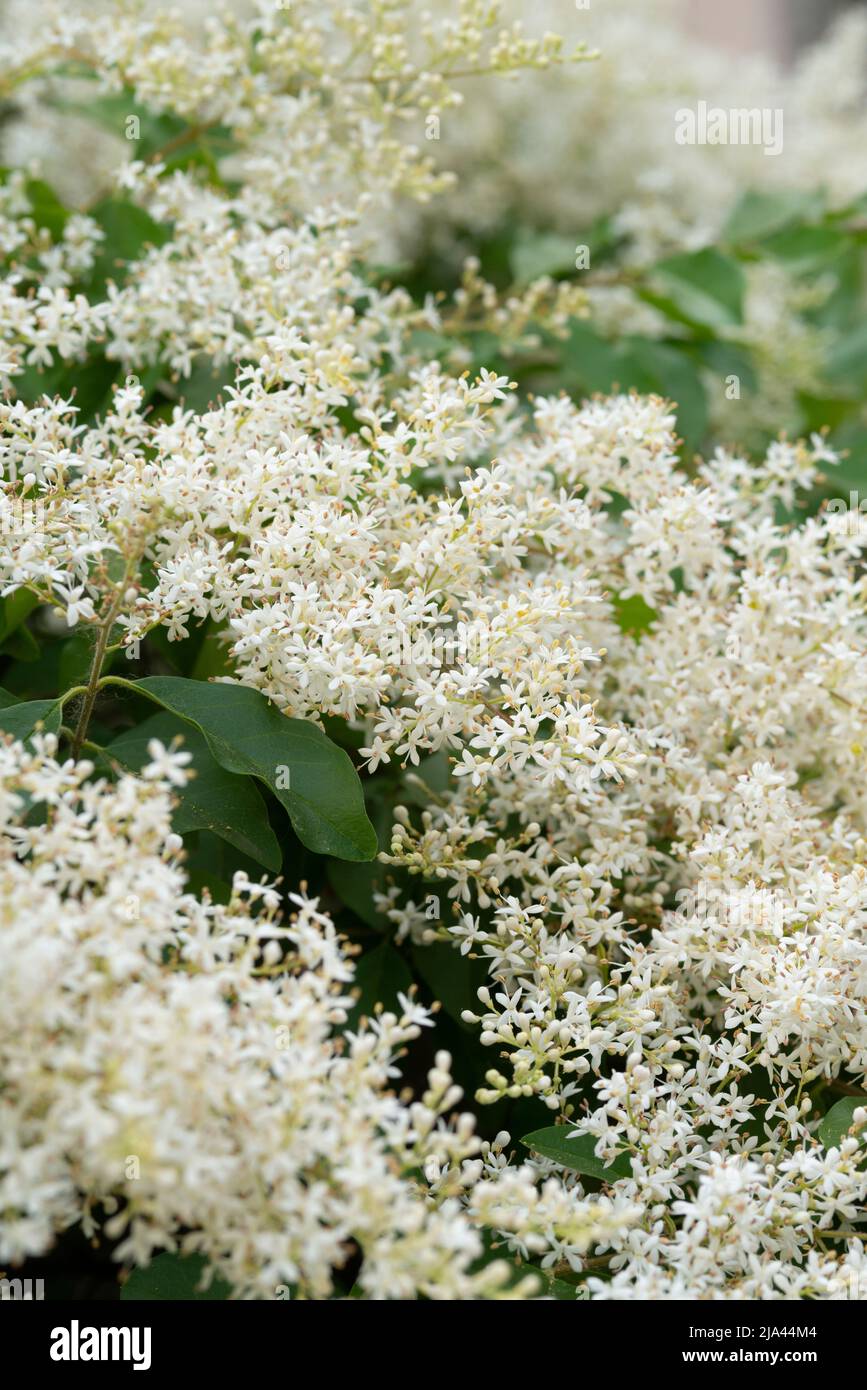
[143,740,194,787]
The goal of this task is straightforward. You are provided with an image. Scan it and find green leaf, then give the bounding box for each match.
[50,90,185,158]
[520,1126,631,1181]
[326,791,395,926]
[611,592,658,637]
[188,627,233,681]
[121,1253,232,1301]
[172,357,236,414]
[511,232,579,285]
[0,589,38,644]
[398,749,451,809]
[825,425,867,491]
[562,321,623,394]
[58,631,98,691]
[182,830,235,905]
[411,940,489,1029]
[47,87,235,177]
[48,88,180,150]
[327,857,389,929]
[346,941,413,1028]
[13,353,122,423]
[561,327,706,451]
[0,696,63,742]
[24,178,69,240]
[86,199,172,294]
[762,224,849,271]
[818,1097,865,1151]
[811,246,863,333]
[723,189,824,244]
[697,340,758,394]
[129,677,377,861]
[832,190,867,220]
[796,391,860,435]
[827,323,867,390]
[649,249,745,330]
[0,624,39,661]
[107,712,282,872]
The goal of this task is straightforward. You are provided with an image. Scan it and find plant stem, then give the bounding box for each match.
[97,674,143,696]
[59,726,104,758]
[70,617,116,760]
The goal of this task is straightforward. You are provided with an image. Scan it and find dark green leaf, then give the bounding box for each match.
[819,1097,865,1151]
[48,89,187,158]
[130,677,377,861]
[121,1253,232,1301]
[58,631,98,691]
[13,353,121,424]
[0,624,39,661]
[810,246,863,333]
[47,88,235,177]
[346,941,413,1028]
[107,712,282,872]
[520,1125,631,1181]
[188,622,233,681]
[825,425,867,491]
[171,357,236,414]
[796,391,860,435]
[399,749,451,808]
[0,589,38,643]
[0,696,63,742]
[327,857,389,928]
[86,199,172,294]
[182,830,235,905]
[411,940,488,1029]
[697,340,758,394]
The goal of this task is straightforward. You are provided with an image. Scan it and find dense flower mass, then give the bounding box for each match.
[0,734,633,1298]
[1,0,867,1301]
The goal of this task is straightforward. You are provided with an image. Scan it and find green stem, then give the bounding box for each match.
[97,674,146,696]
[69,559,141,759]
[59,725,104,758]
[70,617,116,760]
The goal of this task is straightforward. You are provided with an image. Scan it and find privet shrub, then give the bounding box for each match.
[2,0,867,1300]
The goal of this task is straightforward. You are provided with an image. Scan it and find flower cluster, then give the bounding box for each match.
[2,0,867,1302]
[6,325,867,1294]
[0,734,631,1298]
[0,0,588,221]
